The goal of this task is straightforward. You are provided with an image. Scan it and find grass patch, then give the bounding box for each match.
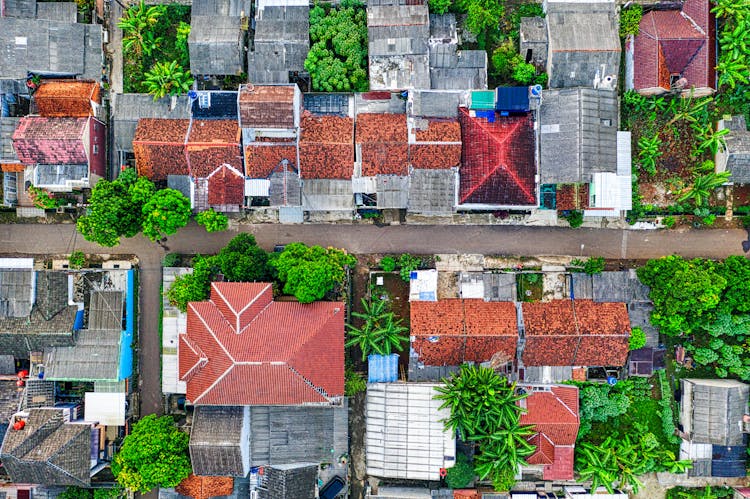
[517,273,543,301]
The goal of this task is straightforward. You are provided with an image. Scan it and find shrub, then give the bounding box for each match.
[582,257,605,275]
[512,61,536,85]
[702,214,716,226]
[195,209,229,233]
[657,370,681,444]
[662,216,676,228]
[629,327,647,350]
[68,251,86,270]
[345,364,367,396]
[380,256,396,272]
[446,453,475,489]
[619,4,643,37]
[742,215,750,228]
[397,253,421,281]
[162,253,180,267]
[563,210,584,228]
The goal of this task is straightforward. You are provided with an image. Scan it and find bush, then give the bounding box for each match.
[662,215,676,228]
[397,253,421,282]
[563,210,584,228]
[582,257,605,275]
[629,326,647,350]
[742,215,750,228]
[657,370,681,444]
[446,453,475,489]
[68,251,86,270]
[702,214,716,226]
[512,61,536,85]
[380,256,396,272]
[195,209,229,233]
[619,4,643,37]
[162,253,180,267]
[345,364,367,396]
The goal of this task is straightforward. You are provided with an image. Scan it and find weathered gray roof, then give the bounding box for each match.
[262,464,318,499]
[592,270,650,303]
[190,404,348,476]
[377,174,409,209]
[520,16,547,44]
[0,381,22,430]
[269,169,301,206]
[429,13,457,41]
[429,50,487,90]
[409,90,462,118]
[0,355,14,375]
[1,0,37,18]
[192,0,251,16]
[247,4,309,83]
[369,25,429,56]
[539,87,618,184]
[35,164,88,187]
[682,379,750,446]
[407,168,455,214]
[546,3,620,88]
[370,54,431,90]
[0,18,102,80]
[0,408,92,487]
[189,16,245,75]
[35,2,77,22]
[721,116,750,183]
[112,93,191,152]
[0,269,34,318]
[301,179,354,212]
[167,175,193,201]
[483,273,517,301]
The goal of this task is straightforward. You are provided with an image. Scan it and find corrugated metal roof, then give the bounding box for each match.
[84,392,125,426]
[162,267,190,395]
[469,90,495,110]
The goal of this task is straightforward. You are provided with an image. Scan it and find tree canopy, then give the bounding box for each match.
[346,297,409,360]
[167,255,218,312]
[141,188,192,241]
[270,243,355,303]
[195,209,229,233]
[216,233,271,283]
[111,415,191,493]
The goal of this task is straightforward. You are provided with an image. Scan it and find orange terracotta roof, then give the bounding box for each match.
[34,80,100,117]
[176,474,234,499]
[300,113,354,179]
[133,118,190,180]
[245,143,297,178]
[356,113,408,176]
[0,163,26,173]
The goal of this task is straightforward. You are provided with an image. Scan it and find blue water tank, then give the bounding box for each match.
[531,85,543,96]
[187,90,198,100]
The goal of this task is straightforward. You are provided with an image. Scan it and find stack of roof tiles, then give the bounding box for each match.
[522,300,630,366]
[299,113,354,179]
[12,117,88,165]
[179,282,344,405]
[410,299,518,365]
[356,113,409,176]
[133,118,191,180]
[409,118,462,170]
[458,109,536,206]
[186,119,242,178]
[33,80,100,118]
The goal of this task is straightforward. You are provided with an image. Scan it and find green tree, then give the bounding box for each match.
[111,415,191,493]
[512,62,536,85]
[380,256,396,272]
[216,233,271,283]
[717,255,750,313]
[270,243,356,303]
[167,255,218,312]
[118,0,164,57]
[141,188,192,241]
[638,134,662,176]
[577,383,630,436]
[429,0,452,14]
[68,250,86,270]
[472,425,536,488]
[678,172,731,206]
[143,61,193,101]
[397,253,422,281]
[195,209,229,233]
[629,326,647,350]
[346,297,409,360]
[77,177,142,247]
[619,4,643,37]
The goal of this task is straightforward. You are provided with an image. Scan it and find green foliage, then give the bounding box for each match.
[457,0,505,38]
[380,256,396,272]
[345,364,367,396]
[217,233,271,283]
[446,453,475,489]
[686,312,750,380]
[563,210,584,228]
[346,297,409,360]
[175,22,191,68]
[271,243,356,303]
[662,215,676,228]
[397,253,421,281]
[429,0,452,14]
[714,0,750,96]
[166,255,218,312]
[656,370,681,444]
[491,40,543,85]
[143,61,193,100]
[717,255,750,313]
[27,185,63,210]
[512,61,536,85]
[629,327,647,350]
[637,134,662,176]
[111,415,191,493]
[68,251,86,270]
[575,256,606,275]
[141,188,192,241]
[637,256,727,336]
[305,2,368,92]
[577,383,630,437]
[195,209,229,233]
[162,253,181,267]
[667,487,734,499]
[678,171,731,207]
[118,0,164,58]
[619,4,643,37]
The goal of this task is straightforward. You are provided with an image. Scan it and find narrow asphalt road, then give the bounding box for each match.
[0,222,747,418]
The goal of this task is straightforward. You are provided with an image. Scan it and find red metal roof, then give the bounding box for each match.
[520,385,580,480]
[179,282,345,405]
[410,299,518,365]
[521,300,630,367]
[458,109,536,206]
[12,116,89,165]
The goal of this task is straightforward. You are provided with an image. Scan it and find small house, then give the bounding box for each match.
[33,80,101,118]
[188,0,251,76]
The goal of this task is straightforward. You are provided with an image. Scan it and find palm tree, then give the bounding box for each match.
[345,297,409,361]
[118,0,164,57]
[143,61,193,101]
[678,171,731,206]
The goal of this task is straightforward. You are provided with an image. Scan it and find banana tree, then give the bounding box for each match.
[345,297,409,361]
[118,0,164,58]
[717,59,750,89]
[678,171,731,206]
[695,127,730,155]
[143,61,193,101]
[711,0,750,19]
[638,134,662,175]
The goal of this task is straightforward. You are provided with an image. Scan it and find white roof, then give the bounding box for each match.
[162,267,190,395]
[409,269,438,302]
[366,382,455,481]
[0,258,34,269]
[84,392,126,426]
[680,439,712,460]
[245,178,270,197]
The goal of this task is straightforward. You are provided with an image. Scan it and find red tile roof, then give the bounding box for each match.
[207,164,245,207]
[33,80,100,117]
[0,163,26,173]
[179,282,344,405]
[356,113,408,176]
[133,118,190,180]
[186,120,242,178]
[410,299,518,366]
[633,0,712,92]
[300,113,354,179]
[238,85,297,129]
[521,300,630,367]
[555,183,589,211]
[12,117,88,165]
[520,385,579,480]
[458,109,536,206]
[245,143,298,178]
[176,475,234,499]
[410,119,462,170]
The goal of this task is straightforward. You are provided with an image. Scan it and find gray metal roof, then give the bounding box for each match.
[167,175,193,201]
[369,25,429,56]
[407,168,454,214]
[112,93,191,152]
[35,2,77,22]
[0,18,102,80]
[592,270,650,303]
[409,90,462,118]
[721,116,750,183]
[87,290,123,330]
[189,17,245,75]
[539,87,618,184]
[248,5,309,83]
[35,164,88,187]
[1,0,37,18]
[192,0,252,16]
[682,379,750,446]
[370,54,431,90]
[521,16,547,43]
[0,355,14,375]
[0,269,33,318]
[429,13,457,41]
[377,174,409,209]
[301,179,354,212]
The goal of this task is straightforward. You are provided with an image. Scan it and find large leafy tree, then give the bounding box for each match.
[216,233,271,283]
[270,243,356,303]
[111,415,191,493]
[195,209,228,233]
[717,255,750,313]
[141,188,192,242]
[346,297,409,360]
[577,383,631,437]
[167,255,218,312]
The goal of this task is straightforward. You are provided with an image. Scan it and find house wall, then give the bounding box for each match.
[88,117,106,182]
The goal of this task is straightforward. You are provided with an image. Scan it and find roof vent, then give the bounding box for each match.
[198,92,211,109]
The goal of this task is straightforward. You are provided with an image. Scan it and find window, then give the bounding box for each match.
[92,144,99,155]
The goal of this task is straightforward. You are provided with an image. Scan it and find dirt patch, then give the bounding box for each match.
[438,271,459,299]
[348,392,366,499]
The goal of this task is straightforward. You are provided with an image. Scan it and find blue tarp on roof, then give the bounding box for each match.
[73,309,84,331]
[712,444,747,477]
[368,354,398,383]
[496,87,530,114]
[118,269,134,381]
